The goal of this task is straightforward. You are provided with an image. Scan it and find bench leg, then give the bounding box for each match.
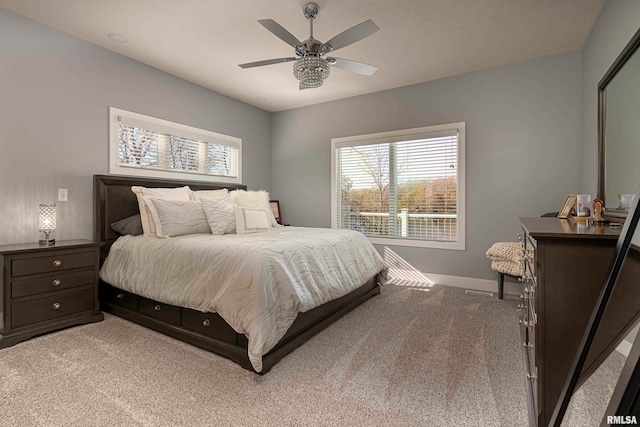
[498,272,504,300]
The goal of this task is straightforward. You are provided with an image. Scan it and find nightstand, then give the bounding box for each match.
[0,240,104,349]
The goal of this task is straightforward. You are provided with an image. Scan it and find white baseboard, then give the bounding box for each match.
[421,272,521,297]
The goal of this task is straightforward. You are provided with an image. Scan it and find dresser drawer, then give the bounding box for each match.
[181,309,236,344]
[12,269,95,298]
[11,288,95,328]
[12,250,95,277]
[139,297,181,325]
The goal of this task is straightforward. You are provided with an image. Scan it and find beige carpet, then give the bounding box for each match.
[0,283,624,426]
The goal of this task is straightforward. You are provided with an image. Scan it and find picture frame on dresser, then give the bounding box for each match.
[269,200,282,225]
[550,182,640,425]
[558,194,577,219]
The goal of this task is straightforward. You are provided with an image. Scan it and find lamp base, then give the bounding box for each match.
[39,239,55,246]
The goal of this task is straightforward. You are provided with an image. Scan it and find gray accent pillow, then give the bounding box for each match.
[144,198,211,237]
[111,214,143,236]
[201,198,236,235]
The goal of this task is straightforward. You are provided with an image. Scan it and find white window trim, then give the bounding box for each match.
[109,107,242,183]
[331,122,466,250]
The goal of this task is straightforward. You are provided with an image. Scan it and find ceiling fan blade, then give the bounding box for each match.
[258,19,302,48]
[324,20,379,52]
[329,58,377,76]
[239,57,297,69]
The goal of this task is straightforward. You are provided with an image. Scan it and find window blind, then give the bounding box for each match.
[116,114,239,179]
[334,127,462,245]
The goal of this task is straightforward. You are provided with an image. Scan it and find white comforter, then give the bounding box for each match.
[99,227,386,372]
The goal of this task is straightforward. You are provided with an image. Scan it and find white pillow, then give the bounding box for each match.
[131,186,193,236]
[201,198,236,235]
[235,207,270,234]
[230,190,279,227]
[193,188,229,200]
[145,198,211,238]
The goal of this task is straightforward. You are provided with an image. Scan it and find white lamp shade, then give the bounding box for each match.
[38,204,57,233]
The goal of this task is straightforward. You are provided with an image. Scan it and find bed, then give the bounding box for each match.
[94,174,385,373]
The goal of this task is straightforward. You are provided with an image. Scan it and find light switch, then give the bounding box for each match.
[58,188,68,202]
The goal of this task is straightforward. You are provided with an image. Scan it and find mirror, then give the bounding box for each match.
[552,182,640,425]
[598,27,640,219]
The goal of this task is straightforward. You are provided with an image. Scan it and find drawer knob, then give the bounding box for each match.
[519,319,536,328]
[52,302,61,310]
[154,305,162,311]
[116,293,124,299]
[52,279,61,287]
[52,259,62,268]
[202,319,211,327]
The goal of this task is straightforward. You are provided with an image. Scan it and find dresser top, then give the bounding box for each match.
[520,217,622,240]
[0,239,98,255]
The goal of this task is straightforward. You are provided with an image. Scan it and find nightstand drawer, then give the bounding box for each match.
[139,297,181,325]
[11,288,95,328]
[12,250,95,277]
[12,269,95,298]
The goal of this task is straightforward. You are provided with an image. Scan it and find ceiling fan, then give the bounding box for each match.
[239,3,379,90]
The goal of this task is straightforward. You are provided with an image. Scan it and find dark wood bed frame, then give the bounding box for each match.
[94,174,382,373]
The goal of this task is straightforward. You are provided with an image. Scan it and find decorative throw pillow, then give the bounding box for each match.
[235,207,270,234]
[144,198,211,238]
[201,198,236,235]
[192,188,229,200]
[131,186,193,236]
[230,190,279,227]
[110,214,143,236]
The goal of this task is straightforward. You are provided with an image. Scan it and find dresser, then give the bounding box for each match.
[518,218,640,427]
[0,240,104,349]
[518,217,630,426]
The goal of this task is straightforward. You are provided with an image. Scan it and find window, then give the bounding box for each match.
[331,123,465,250]
[109,107,241,183]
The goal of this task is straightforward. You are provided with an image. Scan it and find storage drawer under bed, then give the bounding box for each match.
[99,283,139,311]
[181,310,237,344]
[139,297,181,325]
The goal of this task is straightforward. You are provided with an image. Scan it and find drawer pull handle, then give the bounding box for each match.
[203,319,211,327]
[53,259,62,267]
[52,302,61,310]
[154,305,162,311]
[526,373,537,381]
[519,319,536,328]
[116,293,124,299]
[52,279,61,287]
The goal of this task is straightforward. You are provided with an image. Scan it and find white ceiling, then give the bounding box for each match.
[0,0,605,112]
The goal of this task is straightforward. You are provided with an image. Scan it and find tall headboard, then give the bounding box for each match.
[93,174,246,262]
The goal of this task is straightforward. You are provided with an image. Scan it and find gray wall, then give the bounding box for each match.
[0,9,271,245]
[271,52,583,280]
[580,0,640,348]
[580,0,640,195]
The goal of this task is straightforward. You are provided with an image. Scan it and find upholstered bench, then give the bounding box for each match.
[486,242,524,299]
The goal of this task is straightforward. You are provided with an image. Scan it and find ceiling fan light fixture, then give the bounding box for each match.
[293,56,330,88]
